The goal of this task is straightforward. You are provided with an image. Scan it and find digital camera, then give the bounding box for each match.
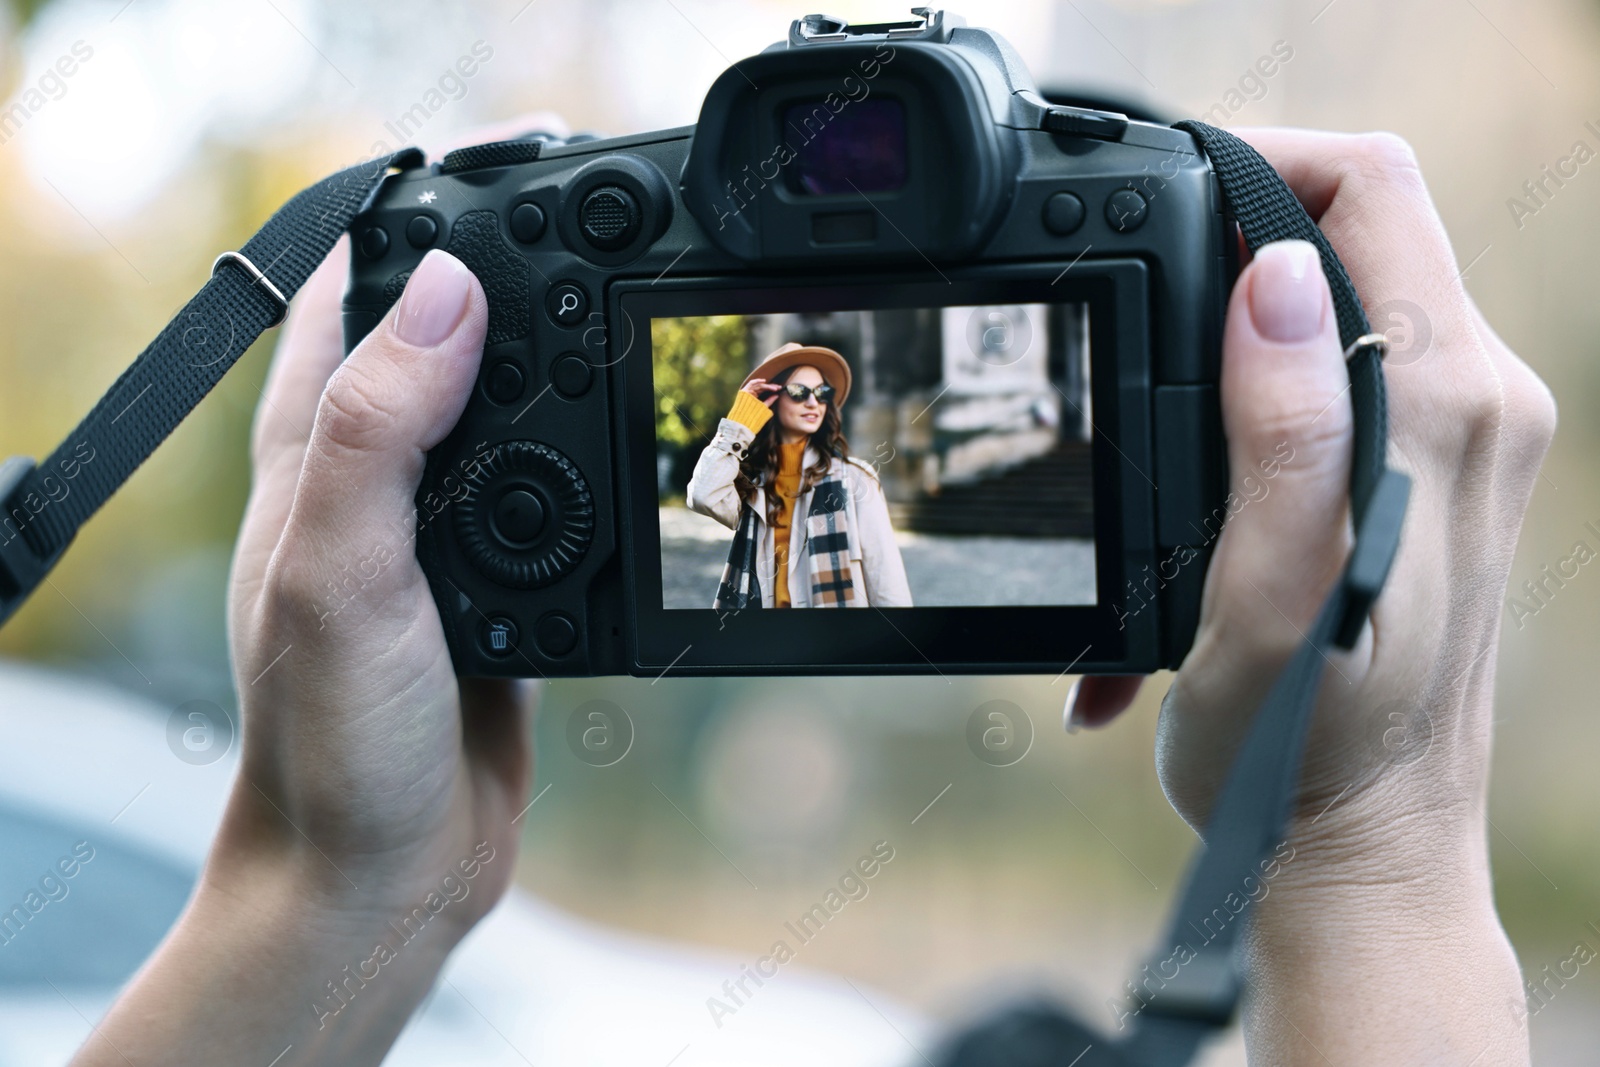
[341,8,1233,678]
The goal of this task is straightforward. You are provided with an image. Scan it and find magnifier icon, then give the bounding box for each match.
[548,284,586,325]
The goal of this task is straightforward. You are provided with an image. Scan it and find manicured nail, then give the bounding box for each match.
[395,250,471,347]
[1063,680,1083,734]
[1249,240,1326,344]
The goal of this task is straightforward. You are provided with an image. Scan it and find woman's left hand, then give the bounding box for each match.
[1065,130,1552,1064]
[70,116,571,1067]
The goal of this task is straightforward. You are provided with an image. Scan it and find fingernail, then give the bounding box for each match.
[395,250,471,347]
[1063,680,1082,734]
[1249,240,1326,344]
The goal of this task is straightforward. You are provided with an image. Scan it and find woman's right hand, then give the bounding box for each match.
[741,377,781,407]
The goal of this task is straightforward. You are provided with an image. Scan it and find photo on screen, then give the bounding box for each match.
[650,300,1096,610]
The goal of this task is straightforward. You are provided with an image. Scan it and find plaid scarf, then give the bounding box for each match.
[714,502,762,611]
[713,467,855,609]
[804,474,854,607]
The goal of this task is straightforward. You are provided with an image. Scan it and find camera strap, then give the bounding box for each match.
[0,149,423,623]
[1111,122,1409,1066]
[935,125,1408,1067]
[1,126,1407,1064]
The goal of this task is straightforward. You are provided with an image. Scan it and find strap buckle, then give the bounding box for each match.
[1134,948,1240,1028]
[1333,468,1411,649]
[1343,331,1391,363]
[0,457,71,627]
[212,250,289,328]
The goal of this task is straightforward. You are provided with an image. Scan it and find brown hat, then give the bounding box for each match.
[742,343,853,409]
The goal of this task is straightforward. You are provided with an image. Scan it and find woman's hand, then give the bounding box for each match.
[1069,130,1554,1063]
[222,242,530,924]
[71,245,533,1067]
[741,377,782,407]
[70,115,574,1067]
[1070,128,1555,847]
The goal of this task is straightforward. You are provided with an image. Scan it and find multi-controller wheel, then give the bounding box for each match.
[453,440,595,589]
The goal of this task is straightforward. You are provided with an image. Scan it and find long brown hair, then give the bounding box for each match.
[733,364,851,524]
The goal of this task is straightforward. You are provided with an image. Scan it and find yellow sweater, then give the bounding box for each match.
[725,392,804,608]
[726,389,773,433]
[771,441,806,608]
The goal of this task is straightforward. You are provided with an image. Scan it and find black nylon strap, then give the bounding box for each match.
[0,149,421,622]
[1106,126,1408,1065]
[936,125,1409,1067]
[1118,595,1346,1067]
[1175,121,1388,533]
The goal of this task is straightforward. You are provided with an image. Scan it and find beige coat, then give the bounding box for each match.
[686,416,913,608]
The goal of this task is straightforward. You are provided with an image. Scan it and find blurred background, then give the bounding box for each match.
[1,0,1598,1063]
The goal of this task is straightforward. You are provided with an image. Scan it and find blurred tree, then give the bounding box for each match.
[4,0,49,28]
[652,315,751,450]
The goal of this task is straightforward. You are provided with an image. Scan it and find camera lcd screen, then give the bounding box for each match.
[783,97,908,195]
[648,299,1096,612]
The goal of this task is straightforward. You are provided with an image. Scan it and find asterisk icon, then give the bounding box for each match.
[418,190,438,204]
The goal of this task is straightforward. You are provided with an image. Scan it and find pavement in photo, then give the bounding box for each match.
[656,506,1096,610]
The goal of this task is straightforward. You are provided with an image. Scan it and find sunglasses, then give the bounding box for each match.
[779,381,835,404]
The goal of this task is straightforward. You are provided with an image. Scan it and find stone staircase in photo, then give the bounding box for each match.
[890,439,1094,540]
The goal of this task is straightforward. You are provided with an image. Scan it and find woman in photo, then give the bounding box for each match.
[688,342,912,609]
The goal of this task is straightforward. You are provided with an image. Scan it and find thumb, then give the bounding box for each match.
[1204,239,1352,649]
[287,250,488,586]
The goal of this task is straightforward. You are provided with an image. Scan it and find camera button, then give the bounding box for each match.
[493,489,546,547]
[552,353,593,398]
[579,186,642,251]
[546,283,588,327]
[535,612,579,658]
[1104,189,1149,233]
[406,214,439,248]
[455,441,594,588]
[481,615,520,658]
[358,226,390,259]
[486,361,525,405]
[510,202,547,243]
[1042,192,1086,235]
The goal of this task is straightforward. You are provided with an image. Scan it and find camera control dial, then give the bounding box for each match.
[454,441,595,589]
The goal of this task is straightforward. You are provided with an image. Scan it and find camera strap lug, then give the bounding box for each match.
[1012,89,1130,142]
[1042,104,1130,141]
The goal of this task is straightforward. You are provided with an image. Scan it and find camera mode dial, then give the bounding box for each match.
[454,441,595,589]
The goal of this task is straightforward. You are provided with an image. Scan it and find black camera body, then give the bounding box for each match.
[342,9,1232,679]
